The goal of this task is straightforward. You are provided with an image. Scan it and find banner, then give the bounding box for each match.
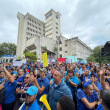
[57,58,66,63]
[66,59,72,64]
[65,56,77,63]
[13,61,22,66]
[42,53,48,67]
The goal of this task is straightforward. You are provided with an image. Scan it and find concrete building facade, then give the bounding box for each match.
[16,9,92,62]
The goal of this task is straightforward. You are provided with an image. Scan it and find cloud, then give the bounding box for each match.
[0,0,110,49]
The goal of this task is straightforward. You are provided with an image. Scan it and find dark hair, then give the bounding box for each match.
[100,89,110,109]
[0,71,4,74]
[67,69,74,76]
[58,96,75,110]
[10,67,14,71]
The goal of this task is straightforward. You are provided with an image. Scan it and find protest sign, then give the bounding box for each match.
[42,53,48,67]
[66,59,72,63]
[13,61,22,66]
[57,58,66,63]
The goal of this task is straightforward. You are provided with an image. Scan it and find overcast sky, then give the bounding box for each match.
[0,0,110,49]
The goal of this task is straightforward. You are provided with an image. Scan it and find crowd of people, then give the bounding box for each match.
[0,60,110,110]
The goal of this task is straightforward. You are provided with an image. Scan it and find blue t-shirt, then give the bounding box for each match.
[66,76,79,97]
[36,77,49,105]
[94,81,103,90]
[80,75,90,82]
[21,99,41,110]
[77,89,96,110]
[96,104,104,110]
[3,80,17,104]
[78,68,91,76]
[20,82,32,98]
[17,75,25,88]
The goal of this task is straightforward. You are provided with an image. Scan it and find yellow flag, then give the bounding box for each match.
[42,53,48,67]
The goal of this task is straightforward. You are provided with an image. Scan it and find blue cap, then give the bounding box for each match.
[84,80,91,88]
[40,64,43,67]
[24,86,38,96]
[81,62,85,65]
[90,73,99,79]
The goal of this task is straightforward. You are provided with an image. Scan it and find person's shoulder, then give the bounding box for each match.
[77,89,83,94]
[37,77,41,81]
[44,77,49,82]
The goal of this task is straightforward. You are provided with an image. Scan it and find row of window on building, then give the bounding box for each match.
[26,32,45,39]
[27,27,42,35]
[27,22,43,31]
[46,13,52,19]
[27,18,41,27]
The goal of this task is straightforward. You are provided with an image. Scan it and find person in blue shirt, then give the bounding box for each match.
[87,62,93,70]
[80,70,90,83]
[65,69,79,97]
[0,71,6,84]
[77,81,98,110]
[23,67,29,76]
[16,74,32,102]
[17,69,25,88]
[90,73,103,92]
[78,63,91,78]
[31,68,49,107]
[42,70,72,110]
[0,64,17,110]
[20,86,41,110]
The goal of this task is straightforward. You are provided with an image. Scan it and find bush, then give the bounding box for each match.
[25,51,37,60]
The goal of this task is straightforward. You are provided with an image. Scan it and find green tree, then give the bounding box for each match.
[24,51,37,62]
[87,45,103,63]
[0,42,16,57]
[54,47,58,52]
[23,49,29,54]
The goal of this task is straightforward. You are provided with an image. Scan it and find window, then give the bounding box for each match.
[36,31,38,33]
[59,47,62,51]
[49,13,52,17]
[56,16,58,19]
[27,27,29,30]
[56,27,58,29]
[35,26,37,29]
[46,13,52,19]
[27,22,29,25]
[65,51,68,53]
[56,23,58,25]
[60,54,62,58]
[59,41,62,44]
[56,31,58,34]
[30,23,31,26]
[33,30,34,32]
[38,23,40,26]
[65,44,67,46]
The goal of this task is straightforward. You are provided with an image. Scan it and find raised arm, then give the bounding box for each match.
[100,70,110,90]
[3,64,14,83]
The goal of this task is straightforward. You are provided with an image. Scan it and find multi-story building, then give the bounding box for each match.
[16,9,92,62]
[45,9,61,41]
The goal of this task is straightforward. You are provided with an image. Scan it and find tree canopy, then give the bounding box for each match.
[87,45,110,63]
[0,42,16,57]
[24,49,37,63]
